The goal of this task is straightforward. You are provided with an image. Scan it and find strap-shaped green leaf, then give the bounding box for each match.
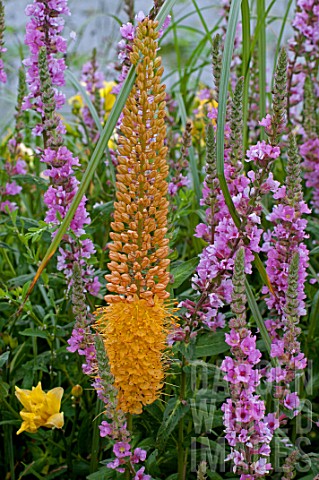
[216,0,242,228]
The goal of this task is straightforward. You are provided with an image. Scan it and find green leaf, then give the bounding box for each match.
[7,274,34,287]
[0,420,20,426]
[156,397,190,449]
[87,468,113,480]
[194,332,229,358]
[207,473,223,480]
[20,328,49,339]
[308,289,319,343]
[0,380,9,399]
[0,242,17,252]
[174,340,196,361]
[257,0,266,140]
[171,257,198,289]
[13,174,47,187]
[241,0,251,150]
[0,351,9,367]
[216,0,242,228]
[245,279,274,362]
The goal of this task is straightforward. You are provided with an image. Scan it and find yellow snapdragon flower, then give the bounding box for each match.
[15,382,64,435]
[99,81,116,114]
[68,93,84,109]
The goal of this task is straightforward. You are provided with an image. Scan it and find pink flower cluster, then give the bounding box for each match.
[67,326,96,375]
[179,141,280,338]
[22,0,100,296]
[221,315,275,478]
[0,46,7,84]
[260,149,309,410]
[112,11,146,96]
[292,0,319,56]
[288,0,319,114]
[262,202,309,317]
[101,441,150,479]
[23,0,70,133]
[41,145,100,295]
[0,140,27,213]
[301,138,319,212]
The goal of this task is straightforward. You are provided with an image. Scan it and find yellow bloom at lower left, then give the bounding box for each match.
[15,382,64,435]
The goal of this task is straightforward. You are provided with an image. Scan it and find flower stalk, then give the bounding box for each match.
[95,17,175,417]
[0,0,6,84]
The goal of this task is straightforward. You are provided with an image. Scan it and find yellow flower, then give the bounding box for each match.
[108,137,116,150]
[99,81,116,113]
[17,143,33,159]
[68,93,84,109]
[95,296,175,414]
[15,382,64,435]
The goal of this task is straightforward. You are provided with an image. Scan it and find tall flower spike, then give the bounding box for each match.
[204,123,219,244]
[271,48,287,143]
[302,77,317,138]
[38,46,63,148]
[0,1,6,84]
[211,34,222,100]
[229,77,244,168]
[0,0,6,84]
[281,450,299,480]
[23,0,70,120]
[197,461,207,480]
[14,68,28,146]
[261,48,287,144]
[221,248,273,479]
[168,119,192,197]
[262,132,309,318]
[95,17,175,415]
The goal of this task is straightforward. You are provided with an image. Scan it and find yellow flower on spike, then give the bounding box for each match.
[99,81,116,117]
[15,382,64,435]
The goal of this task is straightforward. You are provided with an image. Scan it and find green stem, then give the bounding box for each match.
[125,414,133,480]
[307,289,319,346]
[241,0,251,152]
[90,399,104,473]
[2,248,16,276]
[216,0,242,229]
[1,397,21,418]
[257,0,266,139]
[67,403,80,479]
[178,356,186,480]
[4,425,15,480]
